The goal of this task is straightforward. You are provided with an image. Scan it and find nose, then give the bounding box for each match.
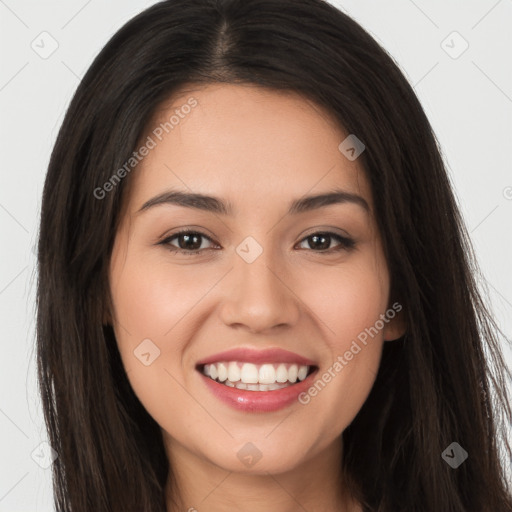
[219,246,301,334]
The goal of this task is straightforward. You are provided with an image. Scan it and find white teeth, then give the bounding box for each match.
[288,364,298,383]
[240,363,259,384]
[230,381,292,391]
[297,365,308,381]
[200,361,313,389]
[276,364,288,383]
[217,362,228,382]
[227,361,240,382]
[259,363,276,384]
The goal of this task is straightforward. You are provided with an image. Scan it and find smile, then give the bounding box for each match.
[195,347,319,412]
[201,361,314,391]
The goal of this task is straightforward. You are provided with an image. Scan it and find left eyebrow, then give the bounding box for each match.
[137,187,370,216]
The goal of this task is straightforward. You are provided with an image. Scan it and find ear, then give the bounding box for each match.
[383,302,406,341]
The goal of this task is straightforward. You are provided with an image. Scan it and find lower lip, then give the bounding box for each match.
[198,369,318,412]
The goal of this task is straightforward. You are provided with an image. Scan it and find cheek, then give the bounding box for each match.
[294,255,389,433]
[108,250,196,433]
[303,253,390,346]
[108,246,221,424]
[109,246,216,349]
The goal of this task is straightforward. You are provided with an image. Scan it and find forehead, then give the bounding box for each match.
[126,83,372,215]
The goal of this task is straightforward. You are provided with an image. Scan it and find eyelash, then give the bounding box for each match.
[159,229,356,256]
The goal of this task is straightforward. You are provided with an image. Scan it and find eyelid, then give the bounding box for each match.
[158,224,217,241]
[299,225,353,240]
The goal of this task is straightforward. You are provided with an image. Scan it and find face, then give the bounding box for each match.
[108,83,404,478]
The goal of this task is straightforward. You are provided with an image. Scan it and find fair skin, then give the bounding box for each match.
[108,83,405,512]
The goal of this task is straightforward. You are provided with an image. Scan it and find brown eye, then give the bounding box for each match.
[160,230,216,255]
[297,232,355,252]
[159,230,355,256]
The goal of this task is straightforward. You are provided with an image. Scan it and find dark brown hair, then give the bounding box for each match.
[37,0,512,510]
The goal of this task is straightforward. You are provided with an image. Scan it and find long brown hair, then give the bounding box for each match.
[36,0,512,510]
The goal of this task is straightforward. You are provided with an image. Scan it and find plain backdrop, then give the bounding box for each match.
[0,0,511,510]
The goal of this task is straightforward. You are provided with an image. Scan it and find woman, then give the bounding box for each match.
[36,0,512,510]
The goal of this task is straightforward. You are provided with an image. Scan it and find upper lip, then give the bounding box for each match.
[196,347,317,367]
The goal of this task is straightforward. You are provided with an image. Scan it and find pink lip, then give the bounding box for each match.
[199,368,319,412]
[195,347,317,367]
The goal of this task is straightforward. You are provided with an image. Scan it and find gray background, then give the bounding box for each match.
[1,0,511,510]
